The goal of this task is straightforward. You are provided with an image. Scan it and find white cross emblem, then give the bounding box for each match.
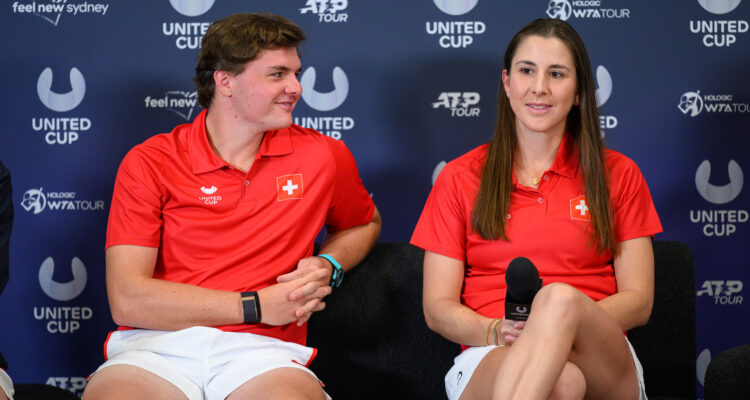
[282,180,298,195]
[575,200,589,216]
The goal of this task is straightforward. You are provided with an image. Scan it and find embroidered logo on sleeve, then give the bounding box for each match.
[277,174,303,201]
[570,195,591,221]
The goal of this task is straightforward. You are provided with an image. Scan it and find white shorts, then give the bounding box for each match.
[92,326,330,400]
[444,337,646,400]
[0,368,13,400]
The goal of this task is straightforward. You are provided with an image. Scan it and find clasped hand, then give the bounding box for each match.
[259,256,333,327]
[499,319,526,346]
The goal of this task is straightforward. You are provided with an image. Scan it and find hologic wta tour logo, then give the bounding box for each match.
[545,0,630,21]
[426,0,485,48]
[10,0,110,26]
[678,90,750,116]
[20,188,105,214]
[144,90,200,120]
[162,0,214,49]
[299,0,349,23]
[294,66,353,140]
[690,160,747,237]
[31,67,93,145]
[691,0,747,47]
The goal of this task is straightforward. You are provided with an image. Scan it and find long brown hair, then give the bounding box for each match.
[471,19,615,254]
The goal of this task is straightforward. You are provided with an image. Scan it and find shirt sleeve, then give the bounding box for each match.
[0,161,13,295]
[410,163,467,262]
[608,152,663,242]
[105,148,165,250]
[323,139,375,232]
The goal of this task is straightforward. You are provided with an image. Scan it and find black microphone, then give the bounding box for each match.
[504,257,543,321]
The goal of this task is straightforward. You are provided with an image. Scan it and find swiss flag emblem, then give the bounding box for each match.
[569,195,591,221]
[277,174,303,201]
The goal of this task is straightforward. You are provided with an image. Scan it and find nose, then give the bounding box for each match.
[287,75,302,96]
[532,73,548,95]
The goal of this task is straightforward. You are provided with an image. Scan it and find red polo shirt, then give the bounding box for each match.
[106,110,374,345]
[411,135,662,322]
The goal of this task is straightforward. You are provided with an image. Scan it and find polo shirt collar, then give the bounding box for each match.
[188,110,294,174]
[548,132,578,178]
[511,132,579,186]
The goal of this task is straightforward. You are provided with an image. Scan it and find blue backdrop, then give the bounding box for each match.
[1,1,748,398]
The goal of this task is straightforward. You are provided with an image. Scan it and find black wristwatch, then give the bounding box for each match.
[318,254,344,288]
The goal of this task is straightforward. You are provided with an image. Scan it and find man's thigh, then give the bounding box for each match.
[226,367,327,400]
[82,364,187,400]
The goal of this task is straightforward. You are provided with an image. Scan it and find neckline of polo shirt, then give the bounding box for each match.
[511,132,578,188]
[258,128,293,157]
[188,110,226,174]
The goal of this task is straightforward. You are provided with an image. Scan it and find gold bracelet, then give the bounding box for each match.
[493,318,503,345]
[486,318,501,346]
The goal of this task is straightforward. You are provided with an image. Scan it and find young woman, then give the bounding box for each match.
[411,19,661,400]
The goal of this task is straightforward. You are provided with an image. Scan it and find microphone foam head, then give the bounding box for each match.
[505,257,540,303]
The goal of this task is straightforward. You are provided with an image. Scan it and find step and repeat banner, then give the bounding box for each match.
[1,1,747,398]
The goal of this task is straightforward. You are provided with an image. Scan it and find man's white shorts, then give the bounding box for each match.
[0,368,13,400]
[92,326,330,400]
[444,337,647,400]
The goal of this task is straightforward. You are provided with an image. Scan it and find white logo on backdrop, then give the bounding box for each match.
[432,161,447,185]
[698,0,742,14]
[21,188,46,214]
[300,67,349,112]
[695,160,743,205]
[697,348,711,386]
[144,91,199,120]
[39,257,88,301]
[546,0,572,20]
[169,0,214,17]
[595,66,612,107]
[37,67,85,112]
[678,91,704,117]
[433,0,479,16]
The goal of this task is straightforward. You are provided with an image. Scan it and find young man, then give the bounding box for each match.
[83,13,381,400]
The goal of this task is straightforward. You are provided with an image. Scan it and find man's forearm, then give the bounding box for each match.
[318,206,382,271]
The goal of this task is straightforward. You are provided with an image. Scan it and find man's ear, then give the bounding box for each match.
[214,70,232,97]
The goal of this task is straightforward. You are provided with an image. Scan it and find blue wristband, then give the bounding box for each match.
[318,254,344,288]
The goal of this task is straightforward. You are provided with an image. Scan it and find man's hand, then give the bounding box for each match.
[263,256,333,326]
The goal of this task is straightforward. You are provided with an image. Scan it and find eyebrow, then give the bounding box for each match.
[514,60,571,70]
[268,65,302,74]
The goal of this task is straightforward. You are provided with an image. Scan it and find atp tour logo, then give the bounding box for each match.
[198,185,222,205]
[32,67,92,145]
[162,0,213,49]
[45,377,87,397]
[697,280,743,305]
[295,66,354,140]
[299,0,348,23]
[144,91,200,120]
[594,65,618,133]
[20,188,105,214]
[10,0,110,26]
[691,0,747,47]
[432,92,481,117]
[678,90,750,116]
[33,257,93,334]
[690,160,747,237]
[426,0,485,48]
[545,0,630,21]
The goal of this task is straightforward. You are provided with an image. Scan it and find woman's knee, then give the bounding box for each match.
[549,362,586,400]
[532,283,584,315]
